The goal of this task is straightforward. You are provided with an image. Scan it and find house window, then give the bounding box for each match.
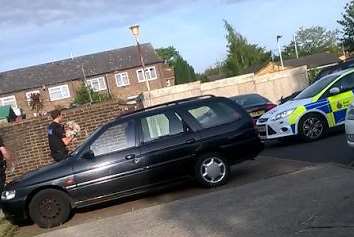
[115,72,130,87]
[136,66,158,82]
[48,85,70,101]
[26,90,40,102]
[87,77,107,92]
[0,95,17,108]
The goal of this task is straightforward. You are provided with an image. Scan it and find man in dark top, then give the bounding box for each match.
[48,110,74,162]
[0,135,15,193]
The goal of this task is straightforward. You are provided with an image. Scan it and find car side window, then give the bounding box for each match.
[140,112,184,143]
[338,73,354,92]
[187,101,241,129]
[90,121,136,157]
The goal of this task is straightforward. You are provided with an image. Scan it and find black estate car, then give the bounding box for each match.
[1,95,263,228]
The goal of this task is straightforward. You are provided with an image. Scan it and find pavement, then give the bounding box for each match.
[34,162,354,237]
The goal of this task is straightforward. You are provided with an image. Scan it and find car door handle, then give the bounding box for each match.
[125,154,136,160]
[185,138,196,144]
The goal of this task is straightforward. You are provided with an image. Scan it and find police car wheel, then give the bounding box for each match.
[299,113,327,142]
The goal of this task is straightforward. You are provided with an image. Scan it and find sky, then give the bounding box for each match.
[0,0,350,73]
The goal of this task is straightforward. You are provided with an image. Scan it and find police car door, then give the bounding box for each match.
[327,72,354,125]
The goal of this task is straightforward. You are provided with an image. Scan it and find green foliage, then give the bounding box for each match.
[283,26,339,59]
[73,83,110,105]
[223,20,271,77]
[155,47,179,65]
[308,68,322,84]
[174,56,197,84]
[156,47,197,85]
[338,1,354,52]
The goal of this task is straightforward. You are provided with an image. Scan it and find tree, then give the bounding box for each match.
[155,46,179,65]
[73,83,110,105]
[156,47,197,85]
[174,56,197,84]
[283,26,339,58]
[223,20,271,77]
[338,1,354,51]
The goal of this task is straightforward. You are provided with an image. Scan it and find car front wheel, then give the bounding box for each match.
[29,189,72,228]
[195,153,230,188]
[299,113,328,142]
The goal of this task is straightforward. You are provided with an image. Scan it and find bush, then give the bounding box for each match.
[308,68,321,84]
[73,83,111,105]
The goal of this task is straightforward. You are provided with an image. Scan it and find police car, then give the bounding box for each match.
[256,69,354,141]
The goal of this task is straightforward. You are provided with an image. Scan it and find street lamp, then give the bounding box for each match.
[129,24,151,106]
[277,35,284,69]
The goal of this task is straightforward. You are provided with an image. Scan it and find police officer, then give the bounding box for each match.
[48,110,75,162]
[0,135,15,194]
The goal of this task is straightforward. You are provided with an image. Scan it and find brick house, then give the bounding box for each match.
[0,43,175,118]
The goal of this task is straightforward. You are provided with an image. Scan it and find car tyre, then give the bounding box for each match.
[195,153,230,188]
[299,113,328,142]
[29,189,71,228]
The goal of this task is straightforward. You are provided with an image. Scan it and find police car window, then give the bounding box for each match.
[90,121,135,156]
[338,73,354,91]
[295,73,339,100]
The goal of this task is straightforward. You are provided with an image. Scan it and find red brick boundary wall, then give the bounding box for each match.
[0,100,132,182]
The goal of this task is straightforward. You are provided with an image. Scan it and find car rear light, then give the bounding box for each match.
[265,103,276,111]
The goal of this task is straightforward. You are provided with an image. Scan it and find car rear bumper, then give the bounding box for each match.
[256,118,296,140]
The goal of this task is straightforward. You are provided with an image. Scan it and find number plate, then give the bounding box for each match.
[257,125,266,133]
[250,110,265,118]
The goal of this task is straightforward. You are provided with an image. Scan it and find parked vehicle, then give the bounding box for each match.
[279,59,354,104]
[1,95,263,228]
[345,102,354,148]
[257,69,354,141]
[230,94,276,120]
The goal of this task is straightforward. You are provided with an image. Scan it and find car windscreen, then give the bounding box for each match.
[231,94,269,108]
[294,74,339,100]
[69,126,103,157]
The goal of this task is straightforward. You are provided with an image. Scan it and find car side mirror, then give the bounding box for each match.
[82,149,95,160]
[330,87,340,95]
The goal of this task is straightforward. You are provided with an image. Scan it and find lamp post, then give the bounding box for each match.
[129,24,151,106]
[277,35,284,69]
[294,34,299,59]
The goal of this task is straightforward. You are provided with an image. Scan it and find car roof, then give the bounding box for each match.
[231,93,262,99]
[116,95,225,121]
[317,68,354,83]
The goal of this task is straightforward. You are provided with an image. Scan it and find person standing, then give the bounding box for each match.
[0,135,15,194]
[48,110,75,162]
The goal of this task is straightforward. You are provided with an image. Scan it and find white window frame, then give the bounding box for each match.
[26,90,41,102]
[0,95,17,108]
[86,76,107,92]
[115,72,130,87]
[48,84,71,101]
[136,66,158,82]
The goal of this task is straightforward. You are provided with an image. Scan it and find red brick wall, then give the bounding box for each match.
[0,100,133,182]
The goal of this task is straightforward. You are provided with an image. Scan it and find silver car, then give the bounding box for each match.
[345,102,354,147]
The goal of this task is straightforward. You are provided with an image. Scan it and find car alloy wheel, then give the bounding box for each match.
[200,157,226,184]
[302,117,324,140]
